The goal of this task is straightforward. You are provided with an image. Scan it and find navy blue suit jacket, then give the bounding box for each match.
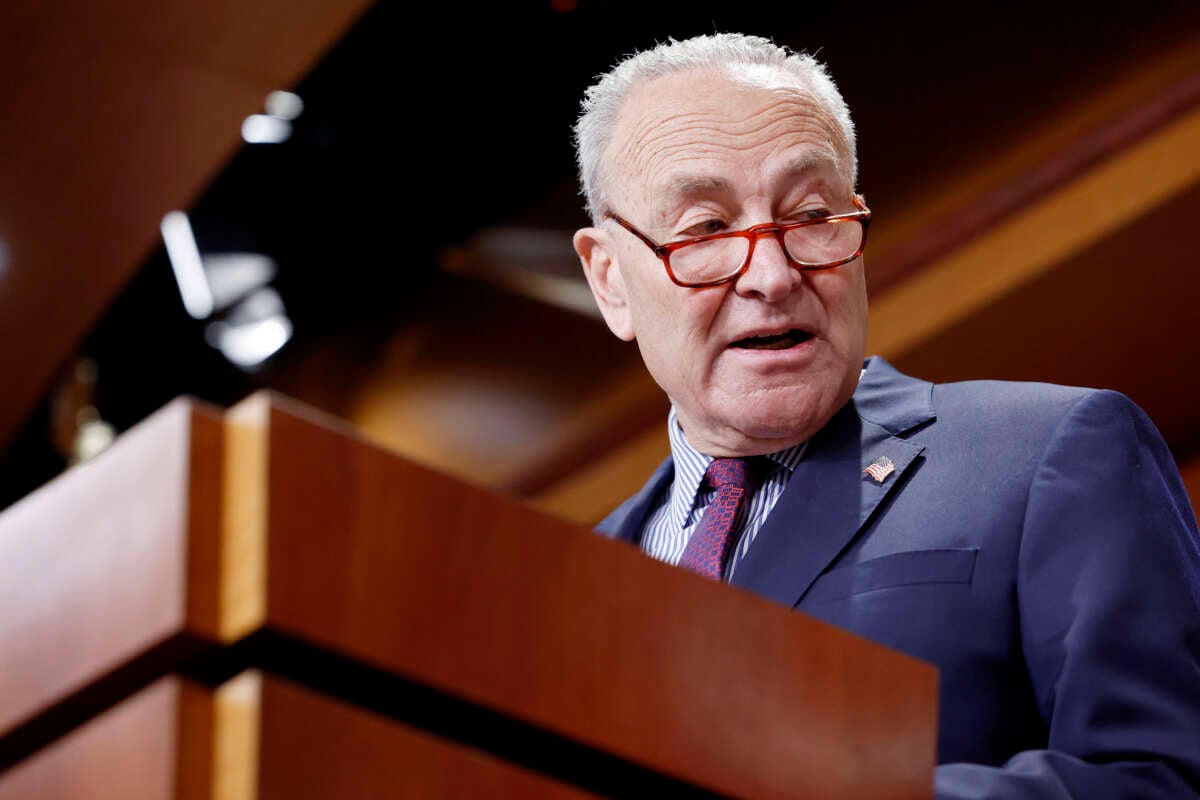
[598,357,1200,798]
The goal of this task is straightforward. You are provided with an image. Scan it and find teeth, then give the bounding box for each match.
[733,329,809,350]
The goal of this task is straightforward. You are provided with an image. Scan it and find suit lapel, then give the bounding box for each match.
[730,358,934,608]
[596,457,674,544]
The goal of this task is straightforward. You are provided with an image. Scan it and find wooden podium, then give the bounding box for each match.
[0,393,936,798]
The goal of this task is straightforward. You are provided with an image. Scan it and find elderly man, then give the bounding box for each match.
[572,34,1200,798]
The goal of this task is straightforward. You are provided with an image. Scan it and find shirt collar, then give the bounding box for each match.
[665,406,807,526]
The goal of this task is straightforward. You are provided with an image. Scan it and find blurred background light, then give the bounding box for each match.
[161,211,213,319]
[242,114,292,144]
[204,287,293,370]
[264,90,304,121]
[0,237,9,278]
[207,315,293,369]
[205,316,291,371]
[203,253,277,313]
[224,285,285,322]
[72,408,116,464]
[439,226,600,319]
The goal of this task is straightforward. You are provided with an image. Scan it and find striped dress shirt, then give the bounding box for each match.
[640,406,807,580]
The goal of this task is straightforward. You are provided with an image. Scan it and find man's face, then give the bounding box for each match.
[575,68,868,456]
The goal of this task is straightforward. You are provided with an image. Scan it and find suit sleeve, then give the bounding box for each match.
[935,390,1200,799]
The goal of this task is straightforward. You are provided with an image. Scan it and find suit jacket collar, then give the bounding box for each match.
[729,357,934,606]
[599,357,936,605]
[852,356,937,437]
[597,456,673,544]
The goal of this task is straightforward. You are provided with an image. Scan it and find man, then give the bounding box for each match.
[572,33,1200,798]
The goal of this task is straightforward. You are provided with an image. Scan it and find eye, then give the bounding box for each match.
[790,206,833,222]
[679,218,727,238]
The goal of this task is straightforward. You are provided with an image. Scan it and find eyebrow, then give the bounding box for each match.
[780,150,844,179]
[661,173,733,202]
[656,149,846,207]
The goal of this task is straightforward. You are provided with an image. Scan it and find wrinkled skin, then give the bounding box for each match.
[574,68,868,456]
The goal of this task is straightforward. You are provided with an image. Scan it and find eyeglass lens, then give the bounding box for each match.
[670,220,863,284]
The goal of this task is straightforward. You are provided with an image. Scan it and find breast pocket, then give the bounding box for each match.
[804,548,979,604]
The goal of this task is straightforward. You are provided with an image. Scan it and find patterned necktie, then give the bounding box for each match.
[678,457,761,580]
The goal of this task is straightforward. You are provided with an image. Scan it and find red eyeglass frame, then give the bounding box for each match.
[606,194,872,288]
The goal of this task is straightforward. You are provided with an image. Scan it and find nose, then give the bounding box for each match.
[733,227,799,302]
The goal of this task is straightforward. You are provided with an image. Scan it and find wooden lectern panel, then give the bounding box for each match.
[0,679,179,800]
[0,673,599,799]
[0,399,223,739]
[0,392,935,797]
[257,674,597,799]
[227,394,936,799]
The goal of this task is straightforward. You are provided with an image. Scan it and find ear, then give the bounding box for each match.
[574,226,635,341]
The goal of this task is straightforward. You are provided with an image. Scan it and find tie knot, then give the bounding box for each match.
[704,457,757,491]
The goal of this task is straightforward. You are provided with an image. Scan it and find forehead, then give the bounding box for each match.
[607,68,848,214]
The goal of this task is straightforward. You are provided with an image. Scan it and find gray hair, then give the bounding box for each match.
[573,33,857,223]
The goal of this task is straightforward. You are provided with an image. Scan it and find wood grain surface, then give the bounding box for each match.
[0,399,222,738]
[0,391,935,797]
[257,673,599,799]
[234,393,936,800]
[0,678,179,800]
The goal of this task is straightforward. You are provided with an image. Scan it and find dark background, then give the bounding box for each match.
[3,0,1197,509]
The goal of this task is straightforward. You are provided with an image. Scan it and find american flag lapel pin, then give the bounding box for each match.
[864,455,896,484]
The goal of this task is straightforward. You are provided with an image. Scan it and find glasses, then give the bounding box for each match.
[607,194,871,288]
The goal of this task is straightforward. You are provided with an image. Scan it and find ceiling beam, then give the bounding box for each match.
[0,0,372,455]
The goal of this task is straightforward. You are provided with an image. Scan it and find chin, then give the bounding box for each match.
[732,416,819,449]
[714,385,851,452]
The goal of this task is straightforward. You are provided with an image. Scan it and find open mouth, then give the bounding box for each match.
[731,329,813,350]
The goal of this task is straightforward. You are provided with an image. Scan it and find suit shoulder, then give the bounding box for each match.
[919,379,1160,458]
[930,378,1115,425]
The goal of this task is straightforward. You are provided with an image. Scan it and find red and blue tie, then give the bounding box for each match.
[678,458,761,580]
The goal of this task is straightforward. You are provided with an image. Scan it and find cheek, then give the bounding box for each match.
[630,274,724,341]
[630,286,727,390]
[675,292,729,363]
[813,268,868,346]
